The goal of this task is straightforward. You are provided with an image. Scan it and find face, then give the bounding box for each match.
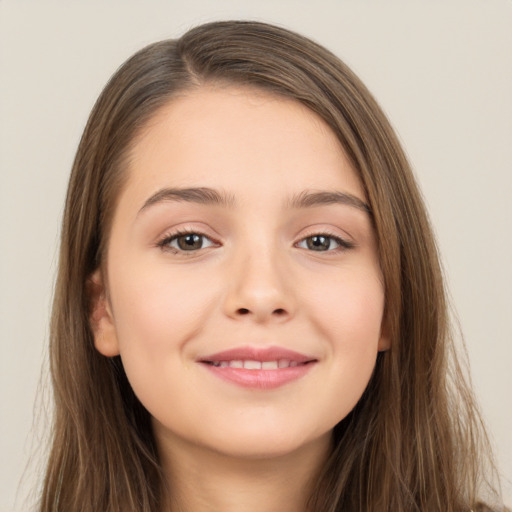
[92,85,389,461]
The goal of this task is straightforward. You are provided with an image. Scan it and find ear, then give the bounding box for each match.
[377,315,392,352]
[378,332,391,352]
[87,269,120,357]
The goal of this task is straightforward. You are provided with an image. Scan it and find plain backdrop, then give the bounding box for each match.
[0,1,511,510]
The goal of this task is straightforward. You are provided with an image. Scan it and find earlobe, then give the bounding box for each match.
[377,317,392,352]
[378,333,391,352]
[87,269,120,357]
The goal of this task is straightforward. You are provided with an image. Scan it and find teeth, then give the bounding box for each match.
[244,360,261,370]
[209,359,306,370]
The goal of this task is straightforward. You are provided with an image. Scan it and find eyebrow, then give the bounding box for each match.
[139,187,236,213]
[138,186,371,215]
[287,190,371,214]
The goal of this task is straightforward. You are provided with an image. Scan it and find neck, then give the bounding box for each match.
[157,432,332,512]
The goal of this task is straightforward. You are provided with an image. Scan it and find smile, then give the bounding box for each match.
[205,359,309,369]
[198,346,317,389]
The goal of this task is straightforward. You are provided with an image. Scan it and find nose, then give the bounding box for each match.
[222,247,295,324]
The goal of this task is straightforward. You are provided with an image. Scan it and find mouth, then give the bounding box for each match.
[197,346,317,389]
[202,359,314,369]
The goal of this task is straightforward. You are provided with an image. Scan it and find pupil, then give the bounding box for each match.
[308,236,330,251]
[178,234,202,250]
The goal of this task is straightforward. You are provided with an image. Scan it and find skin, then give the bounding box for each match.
[91,85,389,512]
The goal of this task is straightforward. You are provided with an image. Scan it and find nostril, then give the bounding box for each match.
[234,307,288,317]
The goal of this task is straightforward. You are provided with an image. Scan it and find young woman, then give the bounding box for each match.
[40,20,505,512]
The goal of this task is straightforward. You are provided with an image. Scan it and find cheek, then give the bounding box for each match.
[306,265,385,343]
[303,268,384,412]
[110,261,215,343]
[107,262,218,394]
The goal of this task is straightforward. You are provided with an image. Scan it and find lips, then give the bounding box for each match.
[199,346,315,364]
[197,346,317,389]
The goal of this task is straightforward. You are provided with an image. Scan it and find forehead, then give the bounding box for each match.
[122,85,365,208]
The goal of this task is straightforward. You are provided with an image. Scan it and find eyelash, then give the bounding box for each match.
[156,228,355,255]
[296,230,355,253]
[156,228,219,254]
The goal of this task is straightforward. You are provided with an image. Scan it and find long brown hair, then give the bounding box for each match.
[40,20,503,512]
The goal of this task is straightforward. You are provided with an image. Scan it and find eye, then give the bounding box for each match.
[296,234,353,252]
[158,231,217,252]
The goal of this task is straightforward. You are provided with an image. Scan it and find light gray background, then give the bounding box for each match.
[1,1,511,511]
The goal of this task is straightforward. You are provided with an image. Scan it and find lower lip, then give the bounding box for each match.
[200,362,316,389]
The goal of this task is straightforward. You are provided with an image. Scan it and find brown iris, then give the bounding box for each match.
[176,233,203,250]
[306,235,331,251]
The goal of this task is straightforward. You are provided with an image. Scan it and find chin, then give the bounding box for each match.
[198,421,331,461]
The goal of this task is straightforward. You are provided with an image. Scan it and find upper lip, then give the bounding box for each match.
[198,345,317,364]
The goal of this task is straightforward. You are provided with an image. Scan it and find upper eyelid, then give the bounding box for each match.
[156,223,219,242]
[157,225,351,238]
[296,226,354,244]
[155,223,355,246]
[158,230,218,245]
